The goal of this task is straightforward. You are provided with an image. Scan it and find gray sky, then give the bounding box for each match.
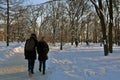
[27,0,49,5]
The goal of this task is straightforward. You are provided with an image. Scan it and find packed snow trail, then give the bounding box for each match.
[0,42,120,80]
[0,44,31,80]
[0,43,52,80]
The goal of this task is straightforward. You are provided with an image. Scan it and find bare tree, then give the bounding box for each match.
[66,0,90,45]
[106,0,113,53]
[0,0,25,46]
[90,0,109,56]
[24,5,43,34]
[6,0,10,46]
[113,0,120,45]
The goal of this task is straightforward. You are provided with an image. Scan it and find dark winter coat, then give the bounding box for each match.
[24,37,38,60]
[37,40,49,61]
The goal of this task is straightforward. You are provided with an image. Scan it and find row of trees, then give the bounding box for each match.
[91,0,120,55]
[0,0,26,46]
[0,0,120,56]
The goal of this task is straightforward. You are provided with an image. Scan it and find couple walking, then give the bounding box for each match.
[24,33,49,75]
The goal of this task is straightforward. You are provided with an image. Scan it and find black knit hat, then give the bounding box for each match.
[30,33,36,39]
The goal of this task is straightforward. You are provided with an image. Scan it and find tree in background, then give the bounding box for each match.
[0,0,25,46]
[90,0,114,55]
[90,0,108,56]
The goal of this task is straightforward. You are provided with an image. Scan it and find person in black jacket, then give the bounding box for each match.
[24,33,38,74]
[37,36,49,75]
[75,38,78,47]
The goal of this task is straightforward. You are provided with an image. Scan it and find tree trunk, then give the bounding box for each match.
[7,0,9,46]
[108,0,113,53]
[99,0,109,56]
[108,22,113,53]
[100,18,109,56]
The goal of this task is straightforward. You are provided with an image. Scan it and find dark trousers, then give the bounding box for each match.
[28,59,35,73]
[39,60,46,74]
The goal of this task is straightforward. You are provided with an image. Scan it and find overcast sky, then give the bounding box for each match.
[24,0,49,5]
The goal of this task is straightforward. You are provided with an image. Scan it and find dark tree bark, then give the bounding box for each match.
[107,0,113,53]
[90,0,109,56]
[7,0,10,46]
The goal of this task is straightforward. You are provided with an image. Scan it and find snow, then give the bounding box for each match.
[0,42,120,80]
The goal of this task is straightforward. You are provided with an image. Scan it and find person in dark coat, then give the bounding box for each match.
[75,38,78,47]
[24,33,38,74]
[37,36,49,75]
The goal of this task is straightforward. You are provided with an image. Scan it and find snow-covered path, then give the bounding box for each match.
[0,43,120,80]
[0,43,52,80]
[48,45,120,80]
[0,44,29,80]
[0,53,26,80]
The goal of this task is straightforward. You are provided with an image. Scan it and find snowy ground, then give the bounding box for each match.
[0,42,120,80]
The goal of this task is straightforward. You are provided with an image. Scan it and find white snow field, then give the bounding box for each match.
[0,42,120,80]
